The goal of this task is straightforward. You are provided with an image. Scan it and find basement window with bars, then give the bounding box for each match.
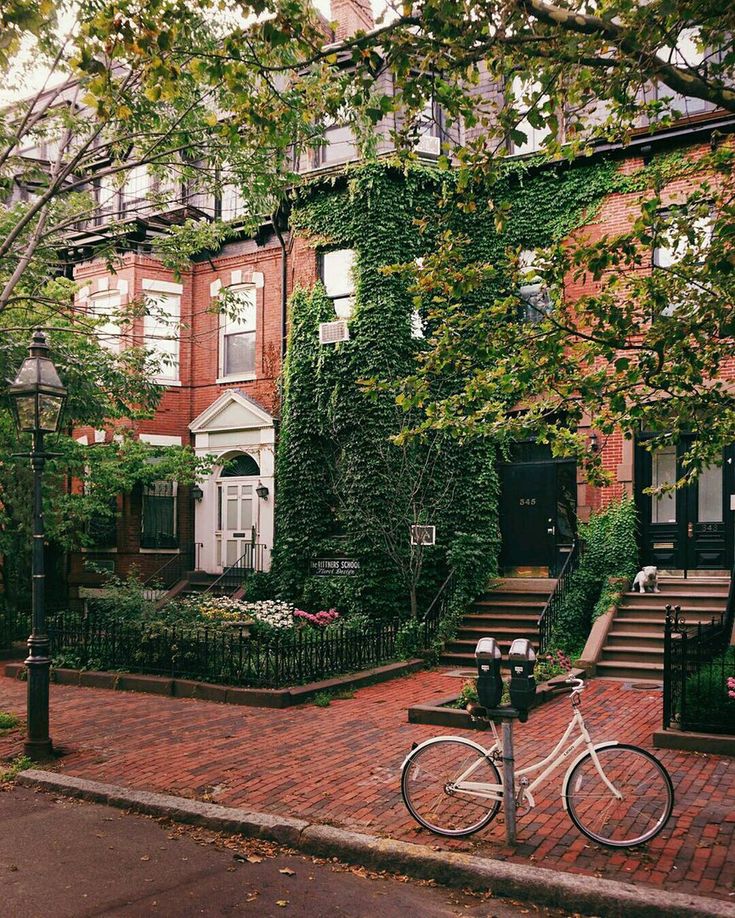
[141,480,178,549]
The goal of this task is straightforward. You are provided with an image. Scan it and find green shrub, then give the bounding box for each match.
[683,646,735,728]
[0,712,20,730]
[551,499,638,653]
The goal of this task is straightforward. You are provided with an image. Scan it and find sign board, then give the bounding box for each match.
[310,558,360,577]
[410,525,436,546]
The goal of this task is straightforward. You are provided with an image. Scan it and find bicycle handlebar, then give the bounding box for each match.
[565,675,585,692]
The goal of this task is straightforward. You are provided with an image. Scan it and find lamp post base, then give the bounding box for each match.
[23,738,53,760]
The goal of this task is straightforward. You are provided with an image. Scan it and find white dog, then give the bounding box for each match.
[632,566,660,593]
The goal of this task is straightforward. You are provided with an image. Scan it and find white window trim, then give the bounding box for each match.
[88,289,122,353]
[218,284,258,381]
[143,284,181,384]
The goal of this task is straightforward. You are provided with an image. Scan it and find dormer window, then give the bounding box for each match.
[320,249,356,319]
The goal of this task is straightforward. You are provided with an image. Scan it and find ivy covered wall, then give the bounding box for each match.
[271,155,678,620]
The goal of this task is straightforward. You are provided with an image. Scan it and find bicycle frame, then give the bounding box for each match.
[446,706,622,809]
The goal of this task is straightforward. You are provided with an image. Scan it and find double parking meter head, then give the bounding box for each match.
[475,637,503,709]
[508,638,537,721]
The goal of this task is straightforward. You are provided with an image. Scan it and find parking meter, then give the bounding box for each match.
[508,638,537,721]
[475,637,503,709]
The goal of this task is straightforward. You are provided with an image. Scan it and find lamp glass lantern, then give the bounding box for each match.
[255,482,269,500]
[8,330,67,434]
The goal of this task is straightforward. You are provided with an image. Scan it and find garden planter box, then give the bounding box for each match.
[407,668,585,729]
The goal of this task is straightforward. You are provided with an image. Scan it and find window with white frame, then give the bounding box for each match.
[320,249,355,319]
[89,291,121,352]
[220,183,248,221]
[219,286,257,379]
[97,173,119,221]
[655,28,712,116]
[508,78,553,156]
[144,291,180,383]
[653,206,713,316]
[121,164,150,215]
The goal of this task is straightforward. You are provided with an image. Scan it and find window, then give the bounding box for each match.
[315,122,356,167]
[121,165,150,215]
[141,480,178,549]
[144,292,180,383]
[220,183,247,221]
[654,28,713,117]
[653,207,713,315]
[517,249,553,323]
[221,453,260,477]
[508,78,552,156]
[89,291,121,352]
[97,173,119,222]
[651,447,677,524]
[219,286,256,379]
[88,498,118,548]
[320,249,355,319]
[698,464,723,523]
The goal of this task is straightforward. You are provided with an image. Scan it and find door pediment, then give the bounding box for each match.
[190,390,274,434]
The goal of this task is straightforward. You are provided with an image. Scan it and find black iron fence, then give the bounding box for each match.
[0,604,30,650]
[662,604,735,736]
[538,540,580,654]
[48,610,403,688]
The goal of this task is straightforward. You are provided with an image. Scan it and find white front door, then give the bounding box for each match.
[216,480,257,569]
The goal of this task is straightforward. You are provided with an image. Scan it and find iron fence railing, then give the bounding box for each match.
[537,540,580,653]
[662,603,734,736]
[203,544,265,595]
[0,605,31,651]
[48,610,402,688]
[142,543,201,593]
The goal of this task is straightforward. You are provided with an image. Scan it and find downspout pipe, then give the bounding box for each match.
[271,205,288,359]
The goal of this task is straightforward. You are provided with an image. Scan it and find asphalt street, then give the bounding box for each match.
[0,785,587,918]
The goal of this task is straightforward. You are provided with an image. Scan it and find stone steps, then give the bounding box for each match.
[597,576,729,682]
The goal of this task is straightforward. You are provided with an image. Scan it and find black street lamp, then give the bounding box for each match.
[8,329,67,760]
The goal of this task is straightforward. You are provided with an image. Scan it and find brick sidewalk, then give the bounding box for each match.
[1,670,733,901]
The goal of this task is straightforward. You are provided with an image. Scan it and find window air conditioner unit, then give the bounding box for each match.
[319,320,350,345]
[410,525,436,546]
[416,135,441,157]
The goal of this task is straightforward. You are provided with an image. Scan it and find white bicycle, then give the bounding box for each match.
[401,677,674,848]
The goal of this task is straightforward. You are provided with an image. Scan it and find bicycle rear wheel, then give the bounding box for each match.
[401,738,501,838]
[564,743,674,847]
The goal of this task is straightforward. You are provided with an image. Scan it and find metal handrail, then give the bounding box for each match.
[422,570,455,625]
[203,544,265,595]
[537,540,580,653]
[142,543,201,590]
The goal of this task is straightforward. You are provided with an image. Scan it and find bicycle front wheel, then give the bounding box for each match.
[401,738,501,838]
[564,743,674,847]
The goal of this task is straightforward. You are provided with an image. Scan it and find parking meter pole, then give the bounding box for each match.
[502,719,517,846]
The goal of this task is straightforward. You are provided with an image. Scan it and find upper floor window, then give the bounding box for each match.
[320,249,355,319]
[121,165,150,216]
[89,291,121,352]
[219,286,257,380]
[654,28,713,117]
[314,122,357,168]
[144,289,180,383]
[653,206,713,315]
[517,249,553,323]
[508,78,553,156]
[220,183,247,221]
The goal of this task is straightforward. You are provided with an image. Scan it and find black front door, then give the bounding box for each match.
[500,450,577,574]
[636,441,734,571]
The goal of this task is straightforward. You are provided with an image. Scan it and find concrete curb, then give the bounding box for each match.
[4,658,425,708]
[17,770,735,918]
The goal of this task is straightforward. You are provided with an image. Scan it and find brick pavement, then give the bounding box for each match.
[1,670,733,902]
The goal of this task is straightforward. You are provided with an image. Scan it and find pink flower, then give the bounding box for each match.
[727,676,735,700]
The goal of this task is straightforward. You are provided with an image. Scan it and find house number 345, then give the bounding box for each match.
[519,498,537,506]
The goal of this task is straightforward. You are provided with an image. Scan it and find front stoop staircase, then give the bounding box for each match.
[596,576,730,681]
[441,578,555,668]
